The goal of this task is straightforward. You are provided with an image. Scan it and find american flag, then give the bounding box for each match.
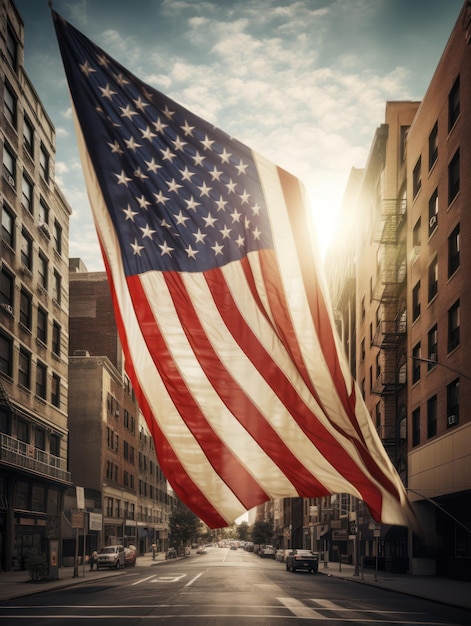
[53,11,415,529]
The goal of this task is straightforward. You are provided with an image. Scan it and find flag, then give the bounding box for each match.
[52,11,415,529]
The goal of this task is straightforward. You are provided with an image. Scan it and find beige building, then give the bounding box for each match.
[0,0,72,571]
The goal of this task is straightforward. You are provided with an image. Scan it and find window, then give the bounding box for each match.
[400,125,409,162]
[0,266,14,309]
[4,81,16,127]
[18,348,31,389]
[31,485,46,512]
[53,221,62,255]
[17,418,29,443]
[361,338,365,361]
[412,281,421,321]
[52,322,61,355]
[35,428,46,451]
[427,325,438,370]
[428,189,438,235]
[20,229,33,271]
[52,270,61,304]
[448,300,460,352]
[23,116,34,156]
[37,307,47,344]
[427,395,437,439]
[36,361,47,399]
[19,288,32,330]
[15,481,29,510]
[1,204,15,249]
[21,176,34,213]
[39,198,49,227]
[448,75,460,131]
[0,331,13,377]
[412,218,421,248]
[3,143,15,184]
[412,343,421,384]
[6,23,18,70]
[50,433,60,456]
[39,144,50,182]
[51,373,61,408]
[447,379,459,428]
[428,256,438,301]
[412,407,420,447]
[428,122,438,169]
[448,149,460,205]
[413,157,422,198]
[0,408,11,435]
[375,352,381,378]
[38,252,48,289]
[448,223,460,277]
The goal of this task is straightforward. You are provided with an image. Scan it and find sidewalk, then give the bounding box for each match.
[317,561,471,611]
[1,553,470,611]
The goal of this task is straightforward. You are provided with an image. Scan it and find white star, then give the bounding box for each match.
[235,159,248,175]
[122,204,138,221]
[108,140,123,155]
[185,196,200,212]
[180,167,195,182]
[251,202,261,215]
[225,179,237,194]
[214,196,228,212]
[235,235,245,248]
[244,216,251,229]
[162,105,175,120]
[161,219,172,229]
[185,245,198,259]
[175,210,190,226]
[198,181,212,197]
[131,239,144,255]
[201,134,215,151]
[136,195,151,209]
[100,83,117,100]
[193,228,207,244]
[154,190,169,204]
[166,178,183,193]
[220,225,232,239]
[134,167,148,181]
[230,208,242,223]
[203,213,217,228]
[133,96,149,112]
[211,242,224,256]
[152,118,168,133]
[115,171,132,186]
[115,73,130,86]
[140,224,156,239]
[145,158,161,174]
[97,54,110,68]
[209,166,223,181]
[79,60,96,76]
[219,148,232,164]
[159,241,174,256]
[252,227,261,240]
[160,147,176,162]
[239,190,250,204]
[141,126,157,141]
[124,136,142,151]
[120,105,138,120]
[181,120,195,136]
[172,136,187,151]
[191,151,205,167]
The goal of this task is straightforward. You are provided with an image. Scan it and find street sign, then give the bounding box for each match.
[71,511,84,529]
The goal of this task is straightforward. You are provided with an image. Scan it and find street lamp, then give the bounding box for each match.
[323,504,360,576]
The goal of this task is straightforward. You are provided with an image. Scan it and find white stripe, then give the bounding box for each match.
[277,597,324,619]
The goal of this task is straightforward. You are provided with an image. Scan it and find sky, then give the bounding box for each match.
[15,0,465,272]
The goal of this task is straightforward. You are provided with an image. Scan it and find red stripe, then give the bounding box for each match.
[101,248,228,528]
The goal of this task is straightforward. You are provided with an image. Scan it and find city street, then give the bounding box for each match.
[0,546,470,625]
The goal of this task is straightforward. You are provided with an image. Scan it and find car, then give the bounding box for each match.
[275,549,285,562]
[260,545,276,558]
[96,545,125,570]
[124,546,137,567]
[285,549,319,573]
[196,546,207,554]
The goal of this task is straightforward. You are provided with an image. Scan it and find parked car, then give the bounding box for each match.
[275,549,285,562]
[96,545,125,570]
[260,545,276,559]
[124,546,137,567]
[285,549,319,573]
[196,546,207,554]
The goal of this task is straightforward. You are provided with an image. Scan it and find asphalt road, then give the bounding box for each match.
[0,546,470,625]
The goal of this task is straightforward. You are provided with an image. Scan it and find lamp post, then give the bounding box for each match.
[323,503,360,576]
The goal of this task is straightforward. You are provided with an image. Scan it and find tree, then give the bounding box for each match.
[168,500,201,553]
[251,521,273,546]
[236,521,250,542]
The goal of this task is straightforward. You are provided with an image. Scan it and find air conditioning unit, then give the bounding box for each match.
[0,303,13,315]
[7,175,15,188]
[39,222,51,238]
[429,215,437,229]
[447,414,457,426]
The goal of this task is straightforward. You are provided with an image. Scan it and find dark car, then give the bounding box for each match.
[285,549,319,573]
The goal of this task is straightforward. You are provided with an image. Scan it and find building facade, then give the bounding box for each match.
[0,0,72,572]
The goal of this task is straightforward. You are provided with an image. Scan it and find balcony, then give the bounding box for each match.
[0,433,71,483]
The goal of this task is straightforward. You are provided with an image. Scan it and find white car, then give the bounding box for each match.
[96,545,125,570]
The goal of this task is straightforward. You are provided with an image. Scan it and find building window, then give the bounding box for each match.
[428,189,438,235]
[19,288,32,330]
[39,144,49,182]
[427,325,438,370]
[39,198,50,228]
[20,229,33,271]
[428,256,438,301]
[36,361,47,399]
[447,379,459,428]
[52,321,61,355]
[51,373,60,408]
[427,395,437,439]
[448,149,460,205]
[21,176,34,214]
[52,270,61,304]
[23,116,34,156]
[38,252,48,290]
[0,408,11,435]
[428,122,438,170]
[448,300,460,352]
[361,338,365,361]
[412,218,421,248]
[361,295,365,321]
[50,433,60,456]
[35,428,46,451]
[412,407,420,447]
[448,223,460,277]
[3,143,16,185]
[53,221,62,255]
[15,481,29,510]
[375,352,381,378]
[1,204,15,249]
[413,156,422,198]
[6,23,18,70]
[0,331,13,377]
[412,281,421,321]
[448,74,460,131]
[18,348,31,389]
[4,81,17,128]
[412,343,421,384]
[37,307,47,344]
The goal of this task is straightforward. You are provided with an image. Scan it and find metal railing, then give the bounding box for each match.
[0,433,71,482]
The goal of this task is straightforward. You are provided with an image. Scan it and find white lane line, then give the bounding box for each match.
[185,571,204,587]
[277,596,324,618]
[131,575,156,585]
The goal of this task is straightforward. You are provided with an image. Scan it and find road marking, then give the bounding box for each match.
[185,571,204,587]
[131,575,155,585]
[278,596,324,618]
